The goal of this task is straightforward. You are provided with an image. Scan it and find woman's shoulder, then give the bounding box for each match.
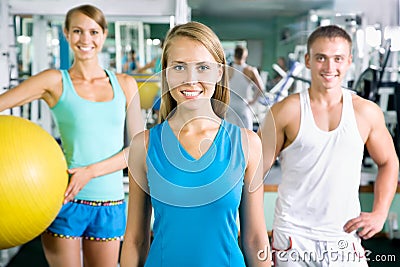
[240,128,261,147]
[35,69,63,79]
[28,69,63,89]
[130,129,150,152]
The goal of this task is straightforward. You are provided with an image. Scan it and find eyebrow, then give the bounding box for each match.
[313,53,346,58]
[70,26,100,31]
[171,61,213,65]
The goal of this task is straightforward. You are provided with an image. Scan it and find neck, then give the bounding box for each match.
[169,104,221,131]
[234,58,245,65]
[69,61,105,80]
[308,87,343,106]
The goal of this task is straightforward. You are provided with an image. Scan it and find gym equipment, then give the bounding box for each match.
[0,115,68,249]
[353,40,400,161]
[353,40,393,102]
[260,61,308,106]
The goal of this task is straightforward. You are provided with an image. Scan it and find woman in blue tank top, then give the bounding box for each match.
[0,5,144,267]
[121,21,271,267]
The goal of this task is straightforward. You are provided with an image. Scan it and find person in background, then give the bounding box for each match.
[226,45,265,130]
[120,21,271,267]
[135,39,163,75]
[123,49,142,74]
[0,4,144,267]
[257,24,399,266]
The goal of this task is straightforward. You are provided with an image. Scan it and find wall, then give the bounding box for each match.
[333,0,399,27]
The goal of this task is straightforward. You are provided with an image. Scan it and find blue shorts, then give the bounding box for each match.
[46,199,126,241]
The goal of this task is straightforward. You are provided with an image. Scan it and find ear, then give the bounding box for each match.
[103,29,108,42]
[347,53,353,65]
[216,64,224,82]
[305,53,310,69]
[63,28,69,41]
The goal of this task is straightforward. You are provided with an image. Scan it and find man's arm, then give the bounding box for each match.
[344,100,399,239]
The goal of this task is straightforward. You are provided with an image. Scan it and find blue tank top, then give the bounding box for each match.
[51,69,126,201]
[145,119,246,267]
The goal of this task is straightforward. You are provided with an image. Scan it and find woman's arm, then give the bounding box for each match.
[239,129,271,266]
[118,73,145,142]
[64,149,129,203]
[0,69,61,111]
[120,131,152,267]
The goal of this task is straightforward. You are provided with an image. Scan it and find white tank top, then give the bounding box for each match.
[273,88,364,240]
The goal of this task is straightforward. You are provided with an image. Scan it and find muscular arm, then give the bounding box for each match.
[239,129,271,267]
[368,104,399,214]
[344,99,399,238]
[257,94,300,176]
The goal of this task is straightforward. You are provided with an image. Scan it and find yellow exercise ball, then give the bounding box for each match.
[0,115,68,249]
[136,74,161,110]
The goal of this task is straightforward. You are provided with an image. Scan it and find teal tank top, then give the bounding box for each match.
[51,69,126,201]
[145,119,246,266]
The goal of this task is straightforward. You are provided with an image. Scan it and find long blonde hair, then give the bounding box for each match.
[159,21,229,123]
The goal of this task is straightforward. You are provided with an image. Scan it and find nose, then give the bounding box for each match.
[80,31,90,43]
[184,67,198,84]
[324,58,335,72]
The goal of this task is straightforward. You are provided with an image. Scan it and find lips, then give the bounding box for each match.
[79,46,94,52]
[181,90,202,97]
[321,73,338,80]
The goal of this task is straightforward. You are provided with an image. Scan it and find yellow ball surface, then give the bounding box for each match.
[0,115,68,249]
[137,75,161,110]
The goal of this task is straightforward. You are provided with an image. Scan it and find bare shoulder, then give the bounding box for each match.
[19,69,62,97]
[128,129,149,165]
[130,129,149,149]
[240,128,262,161]
[271,92,300,116]
[115,73,139,91]
[241,128,262,147]
[351,93,383,119]
[29,69,62,84]
[115,72,139,101]
[243,65,258,77]
[41,69,62,78]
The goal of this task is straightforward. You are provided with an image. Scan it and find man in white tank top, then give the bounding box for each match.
[258,25,399,266]
[226,45,265,130]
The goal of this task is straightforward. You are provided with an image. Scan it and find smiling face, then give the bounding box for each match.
[64,11,107,61]
[166,36,223,111]
[305,37,352,91]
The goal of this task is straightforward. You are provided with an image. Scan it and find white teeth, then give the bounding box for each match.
[182,91,201,97]
[80,46,92,51]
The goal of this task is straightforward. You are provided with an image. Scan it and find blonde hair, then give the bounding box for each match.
[159,21,229,123]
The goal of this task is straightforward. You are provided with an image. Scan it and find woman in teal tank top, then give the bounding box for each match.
[121,21,271,267]
[0,5,144,267]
